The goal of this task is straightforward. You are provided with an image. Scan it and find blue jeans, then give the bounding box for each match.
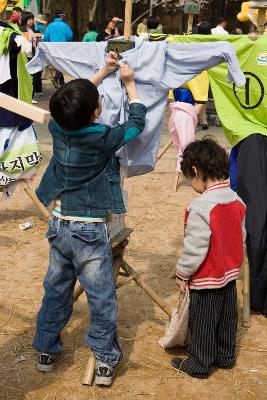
[33,216,122,367]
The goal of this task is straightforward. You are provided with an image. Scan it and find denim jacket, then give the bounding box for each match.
[36,102,146,216]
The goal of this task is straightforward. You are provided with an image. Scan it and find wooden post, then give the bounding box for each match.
[184,3,201,34]
[124,0,133,40]
[257,7,266,34]
[187,13,194,33]
[19,180,51,220]
[242,260,251,328]
[174,172,181,192]
[156,139,172,162]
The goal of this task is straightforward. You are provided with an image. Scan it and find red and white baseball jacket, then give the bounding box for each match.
[176,182,246,290]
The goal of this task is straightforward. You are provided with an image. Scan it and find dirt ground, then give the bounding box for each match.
[0,82,266,400]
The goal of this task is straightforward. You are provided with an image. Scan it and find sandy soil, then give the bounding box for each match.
[0,85,266,400]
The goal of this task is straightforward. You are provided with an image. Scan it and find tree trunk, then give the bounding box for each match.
[72,0,79,40]
[89,0,98,21]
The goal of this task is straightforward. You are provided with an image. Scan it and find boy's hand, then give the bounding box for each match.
[104,51,119,73]
[119,63,134,85]
[176,277,188,293]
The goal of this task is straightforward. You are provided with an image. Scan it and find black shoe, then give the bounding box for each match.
[202,123,209,130]
[171,357,208,379]
[95,360,114,386]
[37,352,60,373]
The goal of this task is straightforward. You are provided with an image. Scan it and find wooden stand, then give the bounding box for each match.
[74,228,172,385]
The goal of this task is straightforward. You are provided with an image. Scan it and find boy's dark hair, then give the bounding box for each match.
[181,138,229,182]
[20,11,34,27]
[49,79,99,131]
[198,21,211,35]
[147,16,159,30]
[87,21,97,31]
[218,16,227,24]
[13,7,23,13]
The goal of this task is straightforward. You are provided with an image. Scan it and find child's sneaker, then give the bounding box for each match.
[95,359,114,386]
[37,353,60,373]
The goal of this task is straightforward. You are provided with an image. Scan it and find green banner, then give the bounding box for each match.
[171,35,267,146]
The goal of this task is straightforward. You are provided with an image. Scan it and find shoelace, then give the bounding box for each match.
[96,366,113,377]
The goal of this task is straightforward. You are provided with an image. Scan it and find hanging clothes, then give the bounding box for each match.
[27,40,245,177]
[169,102,198,172]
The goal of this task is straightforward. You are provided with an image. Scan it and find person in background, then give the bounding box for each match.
[211,17,229,35]
[156,17,163,33]
[96,16,118,41]
[187,21,211,130]
[82,21,98,42]
[9,6,23,25]
[115,20,124,37]
[43,10,73,88]
[35,15,47,34]
[20,11,42,102]
[136,17,147,36]
[231,27,243,35]
[147,15,162,34]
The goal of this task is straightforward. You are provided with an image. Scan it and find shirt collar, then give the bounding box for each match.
[205,181,229,193]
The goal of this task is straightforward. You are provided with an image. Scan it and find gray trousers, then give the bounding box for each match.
[183,281,237,378]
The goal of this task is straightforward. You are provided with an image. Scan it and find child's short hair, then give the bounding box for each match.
[181,138,229,181]
[49,79,99,131]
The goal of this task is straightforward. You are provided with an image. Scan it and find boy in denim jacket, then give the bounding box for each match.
[33,53,146,386]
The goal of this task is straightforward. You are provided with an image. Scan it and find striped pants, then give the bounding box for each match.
[183,281,237,377]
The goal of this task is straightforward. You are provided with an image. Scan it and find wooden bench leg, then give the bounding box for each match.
[121,261,172,318]
[82,356,96,386]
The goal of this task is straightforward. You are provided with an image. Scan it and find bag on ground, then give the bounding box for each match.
[158,288,190,348]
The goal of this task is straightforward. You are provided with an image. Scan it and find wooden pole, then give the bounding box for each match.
[83,356,96,386]
[124,0,133,40]
[174,172,181,192]
[156,139,172,162]
[121,261,172,317]
[19,180,50,220]
[187,13,194,33]
[257,8,266,34]
[242,260,251,328]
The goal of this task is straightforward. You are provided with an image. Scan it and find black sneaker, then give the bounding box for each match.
[95,360,114,386]
[171,357,208,379]
[37,353,60,373]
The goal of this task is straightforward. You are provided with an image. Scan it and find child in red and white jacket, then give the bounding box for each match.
[172,138,246,379]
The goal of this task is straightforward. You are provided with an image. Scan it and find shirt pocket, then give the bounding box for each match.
[106,172,121,202]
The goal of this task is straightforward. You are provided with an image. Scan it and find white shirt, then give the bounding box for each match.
[211,25,229,35]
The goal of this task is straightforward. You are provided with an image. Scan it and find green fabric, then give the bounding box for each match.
[24,0,40,9]
[171,35,267,146]
[82,31,98,42]
[0,25,32,104]
[0,26,13,55]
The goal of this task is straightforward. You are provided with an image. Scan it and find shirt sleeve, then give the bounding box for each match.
[160,42,246,90]
[100,102,147,154]
[176,208,211,280]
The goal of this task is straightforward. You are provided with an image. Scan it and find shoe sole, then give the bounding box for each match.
[95,376,113,386]
[37,363,54,373]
